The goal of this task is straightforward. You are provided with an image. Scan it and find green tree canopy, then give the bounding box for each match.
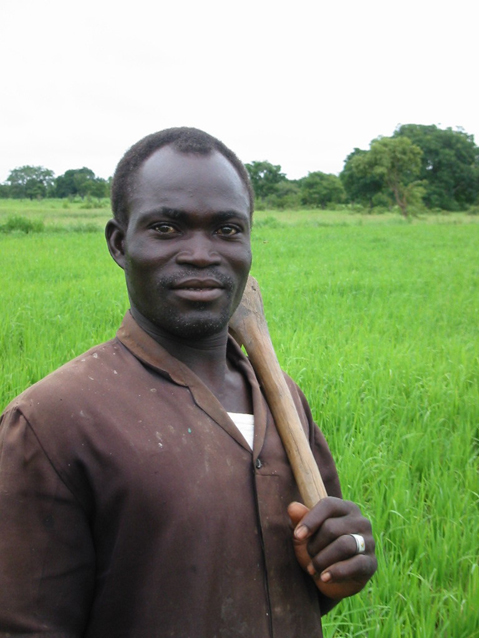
[263,180,301,209]
[349,137,423,217]
[340,148,385,207]
[300,171,345,209]
[394,124,479,210]
[0,184,10,198]
[55,167,94,198]
[6,165,55,199]
[54,167,108,199]
[245,161,286,200]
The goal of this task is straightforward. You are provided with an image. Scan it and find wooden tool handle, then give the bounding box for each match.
[229,276,327,508]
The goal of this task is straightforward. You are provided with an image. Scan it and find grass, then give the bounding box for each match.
[0,197,111,232]
[1,201,478,637]
[252,223,479,637]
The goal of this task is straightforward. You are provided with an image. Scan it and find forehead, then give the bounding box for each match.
[129,146,250,215]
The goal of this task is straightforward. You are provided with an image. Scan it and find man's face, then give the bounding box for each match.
[110,146,252,340]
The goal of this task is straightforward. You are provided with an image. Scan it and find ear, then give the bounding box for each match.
[105,219,126,269]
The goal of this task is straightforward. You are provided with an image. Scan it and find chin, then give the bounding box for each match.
[159,308,232,340]
[170,320,229,340]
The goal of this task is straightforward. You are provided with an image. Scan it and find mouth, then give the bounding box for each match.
[170,278,225,302]
[172,278,225,290]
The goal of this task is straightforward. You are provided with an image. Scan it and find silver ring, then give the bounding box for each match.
[350,533,366,554]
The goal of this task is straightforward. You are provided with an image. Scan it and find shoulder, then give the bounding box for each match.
[5,338,124,408]
[0,337,143,505]
[280,371,314,428]
[1,337,140,438]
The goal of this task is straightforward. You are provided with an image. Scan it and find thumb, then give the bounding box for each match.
[287,501,310,530]
[287,502,311,572]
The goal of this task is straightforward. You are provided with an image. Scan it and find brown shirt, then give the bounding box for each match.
[0,312,341,637]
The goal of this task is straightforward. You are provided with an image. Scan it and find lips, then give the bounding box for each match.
[172,278,224,291]
[170,278,225,302]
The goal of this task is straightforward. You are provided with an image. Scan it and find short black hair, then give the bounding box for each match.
[111,127,254,227]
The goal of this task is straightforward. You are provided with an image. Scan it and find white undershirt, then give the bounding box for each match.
[227,412,255,449]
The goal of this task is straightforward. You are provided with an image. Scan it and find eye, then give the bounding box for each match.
[152,223,177,235]
[216,224,240,236]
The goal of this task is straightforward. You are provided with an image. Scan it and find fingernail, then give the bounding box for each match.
[294,525,308,540]
[307,563,316,576]
[320,571,331,583]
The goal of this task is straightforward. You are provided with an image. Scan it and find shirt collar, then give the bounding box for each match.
[116,311,270,456]
[116,311,190,387]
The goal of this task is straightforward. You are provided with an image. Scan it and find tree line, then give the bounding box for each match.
[247,125,479,216]
[1,125,478,216]
[0,167,110,200]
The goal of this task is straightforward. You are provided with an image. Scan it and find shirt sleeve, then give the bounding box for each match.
[0,407,95,636]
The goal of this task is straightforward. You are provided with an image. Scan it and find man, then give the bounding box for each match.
[0,128,377,637]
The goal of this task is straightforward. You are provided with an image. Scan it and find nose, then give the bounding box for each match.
[175,232,221,268]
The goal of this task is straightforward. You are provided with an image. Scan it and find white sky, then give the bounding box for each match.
[1,0,477,183]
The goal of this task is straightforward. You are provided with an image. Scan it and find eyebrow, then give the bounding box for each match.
[144,208,248,222]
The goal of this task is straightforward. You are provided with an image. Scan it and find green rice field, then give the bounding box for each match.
[1,200,478,637]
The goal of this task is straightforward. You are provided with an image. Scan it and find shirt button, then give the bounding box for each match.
[255,458,263,469]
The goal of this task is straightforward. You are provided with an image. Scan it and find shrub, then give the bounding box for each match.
[0,215,44,234]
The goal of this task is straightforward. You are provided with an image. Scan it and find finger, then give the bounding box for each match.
[316,553,377,588]
[287,502,313,571]
[307,514,373,557]
[308,533,371,576]
[297,497,359,537]
[287,501,310,530]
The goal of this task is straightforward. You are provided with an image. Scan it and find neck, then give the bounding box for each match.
[131,307,230,388]
[130,308,252,414]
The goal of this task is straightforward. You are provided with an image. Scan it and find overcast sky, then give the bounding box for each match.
[1,0,477,183]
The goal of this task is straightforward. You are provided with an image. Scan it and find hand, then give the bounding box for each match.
[288,497,377,601]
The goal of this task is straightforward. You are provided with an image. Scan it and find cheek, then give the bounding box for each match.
[231,248,252,293]
[124,237,172,273]
[228,240,252,268]
[123,252,160,292]
[238,247,252,272]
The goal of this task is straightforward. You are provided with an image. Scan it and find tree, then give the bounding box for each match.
[6,166,55,199]
[88,177,109,199]
[350,137,423,217]
[395,124,479,210]
[245,161,286,200]
[54,167,103,199]
[264,180,301,209]
[300,171,345,209]
[340,148,384,208]
[0,184,11,198]
[55,167,94,198]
